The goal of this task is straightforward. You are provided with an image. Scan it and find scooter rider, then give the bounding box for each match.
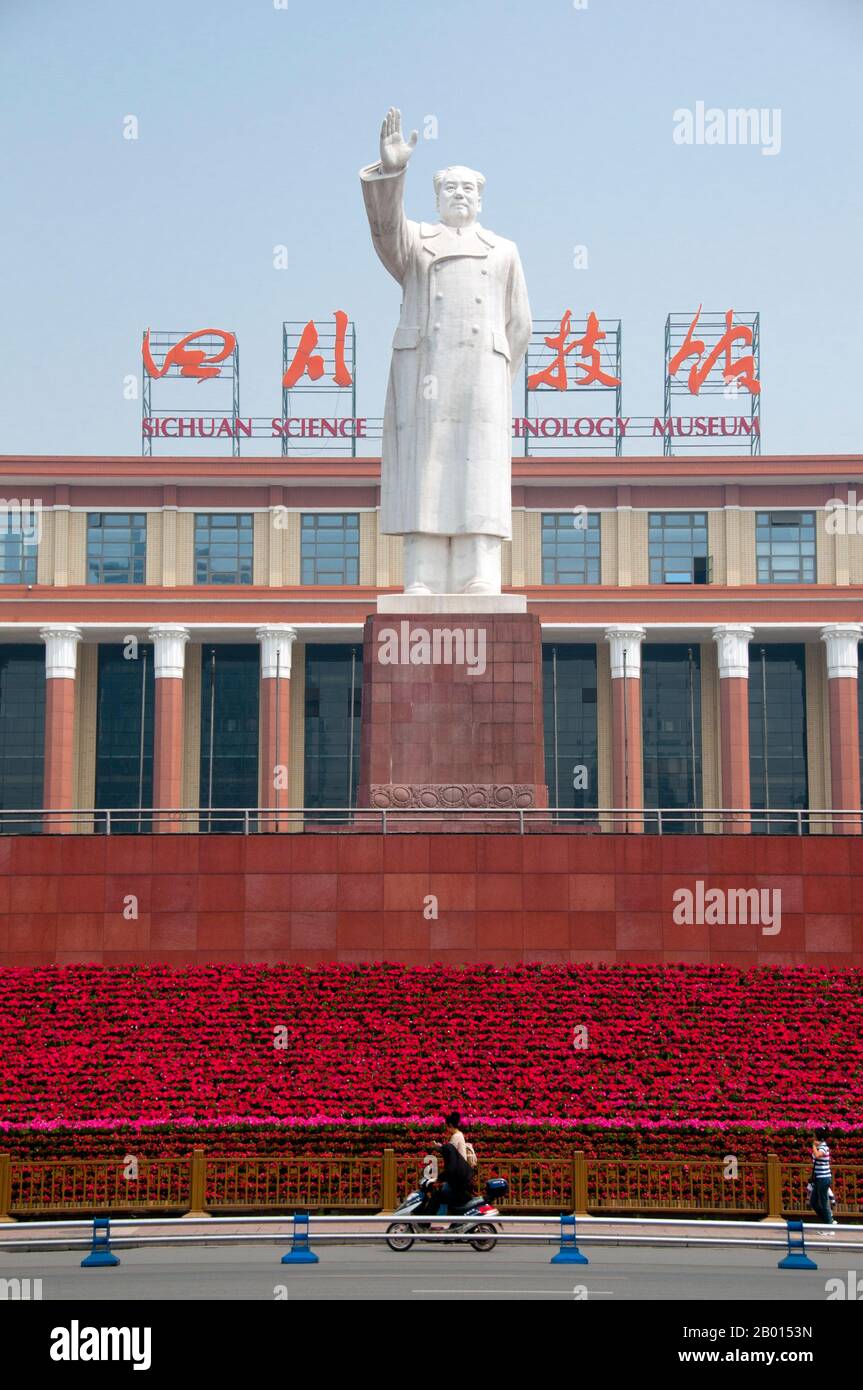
[423,1140,473,1216]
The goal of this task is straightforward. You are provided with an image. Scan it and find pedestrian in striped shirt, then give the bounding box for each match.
[809,1127,835,1225]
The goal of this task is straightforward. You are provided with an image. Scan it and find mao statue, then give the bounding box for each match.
[360,108,532,596]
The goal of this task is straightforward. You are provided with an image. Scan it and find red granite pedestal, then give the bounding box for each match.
[357,611,548,823]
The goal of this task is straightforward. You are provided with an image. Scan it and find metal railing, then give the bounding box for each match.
[0,806,858,835]
[4,1214,863,1257]
[2,1151,861,1221]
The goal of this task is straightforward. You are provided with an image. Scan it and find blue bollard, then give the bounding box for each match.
[777,1219,817,1270]
[80,1217,120,1267]
[550,1213,589,1264]
[281,1211,319,1264]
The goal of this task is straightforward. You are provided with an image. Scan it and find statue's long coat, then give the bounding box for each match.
[360,162,532,539]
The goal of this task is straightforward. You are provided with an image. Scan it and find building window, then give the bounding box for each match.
[199,645,260,830]
[0,532,38,585]
[194,514,254,585]
[749,644,809,834]
[304,645,362,812]
[755,511,816,583]
[301,514,358,583]
[301,514,360,585]
[542,644,598,816]
[87,514,147,585]
[648,513,710,584]
[0,645,44,832]
[642,644,702,833]
[541,513,601,584]
[95,644,154,833]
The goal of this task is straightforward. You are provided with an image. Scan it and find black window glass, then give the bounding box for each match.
[194,514,253,585]
[200,645,260,830]
[642,644,702,833]
[542,644,598,816]
[749,644,809,833]
[0,531,38,584]
[300,514,360,585]
[648,512,709,584]
[304,645,362,813]
[541,513,601,585]
[0,645,44,831]
[87,514,147,585]
[95,644,154,832]
[755,511,816,584]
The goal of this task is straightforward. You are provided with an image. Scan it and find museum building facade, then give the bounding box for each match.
[1,450,863,838]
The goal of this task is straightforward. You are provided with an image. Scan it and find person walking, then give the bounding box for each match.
[809,1127,835,1225]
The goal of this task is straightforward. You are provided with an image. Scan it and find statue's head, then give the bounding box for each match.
[434,165,484,227]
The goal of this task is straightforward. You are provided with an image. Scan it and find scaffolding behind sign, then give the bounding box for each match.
[522,314,623,456]
[141,329,241,457]
[663,310,761,456]
[281,317,357,457]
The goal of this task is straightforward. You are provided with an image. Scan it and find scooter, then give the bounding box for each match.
[386,1176,508,1252]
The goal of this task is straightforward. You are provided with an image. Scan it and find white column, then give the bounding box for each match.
[147,625,190,830]
[711,624,754,830]
[820,623,863,829]
[712,624,754,678]
[820,623,862,679]
[257,626,298,827]
[148,624,190,678]
[256,625,297,679]
[604,625,646,678]
[604,625,646,829]
[39,625,82,822]
[40,624,82,679]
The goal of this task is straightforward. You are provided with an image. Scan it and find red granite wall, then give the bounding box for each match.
[0,833,860,967]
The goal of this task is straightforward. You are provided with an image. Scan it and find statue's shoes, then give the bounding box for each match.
[462,580,498,595]
[403,582,433,596]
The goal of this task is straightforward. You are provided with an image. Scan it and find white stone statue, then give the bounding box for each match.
[360,108,532,596]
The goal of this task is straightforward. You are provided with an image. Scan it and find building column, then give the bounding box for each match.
[40,625,82,831]
[257,625,297,831]
[821,623,862,833]
[712,624,754,833]
[604,626,645,832]
[148,625,190,832]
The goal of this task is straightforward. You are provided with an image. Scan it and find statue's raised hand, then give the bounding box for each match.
[380,107,418,174]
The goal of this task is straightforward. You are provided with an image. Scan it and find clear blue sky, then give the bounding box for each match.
[0,0,860,457]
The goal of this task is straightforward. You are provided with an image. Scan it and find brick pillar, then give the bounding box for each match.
[821,623,862,834]
[712,624,754,833]
[40,625,82,831]
[605,626,645,833]
[148,625,190,832]
[257,625,297,831]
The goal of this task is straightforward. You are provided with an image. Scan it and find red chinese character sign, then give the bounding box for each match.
[522,311,623,456]
[282,314,357,456]
[282,312,353,389]
[527,311,621,391]
[141,328,241,457]
[138,308,761,457]
[142,328,237,382]
[664,309,760,456]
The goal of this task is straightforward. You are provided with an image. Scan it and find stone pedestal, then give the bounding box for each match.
[357,611,548,816]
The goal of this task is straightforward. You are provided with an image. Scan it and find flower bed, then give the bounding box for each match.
[1,963,861,1160]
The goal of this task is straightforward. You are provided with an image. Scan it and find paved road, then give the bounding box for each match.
[0,1243,850,1300]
